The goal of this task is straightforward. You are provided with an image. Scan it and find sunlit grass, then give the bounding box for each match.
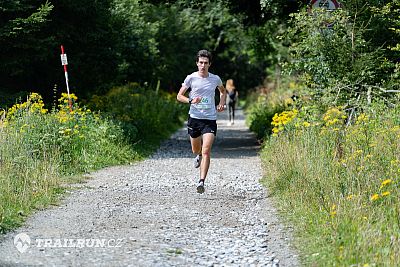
[0,87,185,233]
[260,102,400,266]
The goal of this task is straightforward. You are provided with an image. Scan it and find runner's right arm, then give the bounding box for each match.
[177,85,201,104]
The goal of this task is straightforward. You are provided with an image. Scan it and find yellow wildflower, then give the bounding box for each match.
[370,194,379,201]
[380,179,392,189]
[381,191,390,197]
[323,107,346,127]
[356,113,369,124]
[330,204,337,217]
[271,108,298,136]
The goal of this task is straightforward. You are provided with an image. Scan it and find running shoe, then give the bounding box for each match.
[197,180,205,194]
[194,155,201,168]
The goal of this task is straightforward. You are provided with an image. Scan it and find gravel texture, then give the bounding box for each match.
[0,109,299,267]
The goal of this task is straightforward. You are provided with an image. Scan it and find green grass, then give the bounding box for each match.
[0,87,186,234]
[259,103,400,266]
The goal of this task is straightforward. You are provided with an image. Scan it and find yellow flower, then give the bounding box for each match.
[380,179,392,189]
[270,109,298,135]
[346,195,354,200]
[381,191,390,197]
[356,113,369,124]
[323,107,346,127]
[370,194,379,201]
[330,204,337,217]
[5,92,47,120]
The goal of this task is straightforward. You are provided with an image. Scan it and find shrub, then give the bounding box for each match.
[88,83,186,142]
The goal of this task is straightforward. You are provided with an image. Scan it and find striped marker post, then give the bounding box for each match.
[60,45,72,111]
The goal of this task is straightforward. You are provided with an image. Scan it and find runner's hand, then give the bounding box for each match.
[217,104,225,112]
[191,96,202,104]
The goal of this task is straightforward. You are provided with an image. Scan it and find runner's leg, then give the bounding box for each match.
[200,133,214,180]
[232,101,235,124]
[190,136,202,155]
[229,104,232,122]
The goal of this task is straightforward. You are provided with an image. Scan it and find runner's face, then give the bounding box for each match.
[197,57,210,76]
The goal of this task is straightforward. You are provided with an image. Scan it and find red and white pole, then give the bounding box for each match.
[60,45,72,111]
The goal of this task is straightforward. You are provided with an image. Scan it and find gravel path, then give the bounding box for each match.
[0,109,299,267]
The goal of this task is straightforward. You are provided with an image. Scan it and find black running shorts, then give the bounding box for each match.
[187,117,217,138]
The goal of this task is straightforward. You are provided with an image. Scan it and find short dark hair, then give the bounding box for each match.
[196,49,212,63]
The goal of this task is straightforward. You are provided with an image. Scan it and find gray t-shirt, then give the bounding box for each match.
[182,72,223,120]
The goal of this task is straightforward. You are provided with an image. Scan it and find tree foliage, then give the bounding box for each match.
[273,0,400,106]
[0,1,54,94]
[0,0,267,102]
[2,0,400,107]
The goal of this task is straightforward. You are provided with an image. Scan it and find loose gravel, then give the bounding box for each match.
[0,109,299,267]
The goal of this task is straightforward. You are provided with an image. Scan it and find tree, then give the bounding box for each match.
[0,1,53,95]
[285,4,396,106]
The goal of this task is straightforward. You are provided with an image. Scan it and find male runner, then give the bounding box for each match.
[177,49,226,193]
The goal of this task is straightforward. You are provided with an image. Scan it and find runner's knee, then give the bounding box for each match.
[202,150,210,158]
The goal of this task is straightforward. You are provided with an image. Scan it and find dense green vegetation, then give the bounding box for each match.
[0,87,184,233]
[244,1,400,266]
[260,102,400,266]
[2,0,400,265]
[0,0,272,101]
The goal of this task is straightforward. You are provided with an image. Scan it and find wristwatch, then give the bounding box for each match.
[188,97,193,104]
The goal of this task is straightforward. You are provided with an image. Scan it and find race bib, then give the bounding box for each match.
[195,97,212,110]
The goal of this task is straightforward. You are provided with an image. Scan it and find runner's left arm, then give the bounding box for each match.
[216,85,226,112]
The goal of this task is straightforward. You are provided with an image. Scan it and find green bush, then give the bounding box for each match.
[245,80,300,140]
[89,83,186,142]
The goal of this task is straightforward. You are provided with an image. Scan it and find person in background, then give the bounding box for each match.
[176,49,226,194]
[225,79,238,125]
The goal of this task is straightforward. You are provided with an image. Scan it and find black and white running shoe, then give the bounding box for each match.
[194,155,201,168]
[197,179,205,194]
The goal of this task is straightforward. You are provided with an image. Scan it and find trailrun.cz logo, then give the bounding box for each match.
[13,233,124,253]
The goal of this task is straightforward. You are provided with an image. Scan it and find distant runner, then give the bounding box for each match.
[225,79,238,125]
[177,49,227,193]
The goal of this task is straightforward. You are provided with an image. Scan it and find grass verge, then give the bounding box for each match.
[0,86,185,234]
[260,103,400,266]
